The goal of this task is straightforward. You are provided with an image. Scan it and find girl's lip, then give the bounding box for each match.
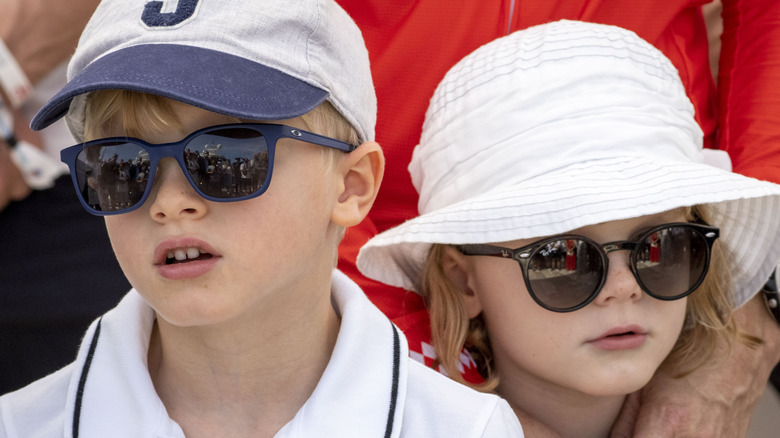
[153,237,220,265]
[587,325,648,350]
[592,324,646,340]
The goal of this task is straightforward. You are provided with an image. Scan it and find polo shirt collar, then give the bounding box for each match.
[64,291,179,438]
[65,270,408,437]
[277,270,408,437]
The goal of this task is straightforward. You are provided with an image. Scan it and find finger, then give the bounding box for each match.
[609,390,640,438]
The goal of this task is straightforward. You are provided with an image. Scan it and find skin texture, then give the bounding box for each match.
[99,99,384,438]
[444,210,690,438]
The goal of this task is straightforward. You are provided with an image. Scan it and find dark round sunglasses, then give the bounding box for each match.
[456,222,720,312]
[60,123,357,215]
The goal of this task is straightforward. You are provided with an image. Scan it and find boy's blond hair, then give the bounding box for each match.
[83,90,359,149]
[420,206,758,392]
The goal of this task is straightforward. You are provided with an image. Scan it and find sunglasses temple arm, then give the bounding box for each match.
[457,244,518,259]
[293,129,357,152]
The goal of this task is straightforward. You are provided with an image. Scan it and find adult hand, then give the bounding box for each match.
[0,140,29,210]
[611,293,780,437]
[0,0,98,210]
[0,106,41,210]
[0,0,100,85]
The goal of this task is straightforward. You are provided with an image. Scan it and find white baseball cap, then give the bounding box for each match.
[31,0,376,144]
[357,20,780,306]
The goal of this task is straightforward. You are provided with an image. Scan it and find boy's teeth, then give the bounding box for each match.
[167,247,207,262]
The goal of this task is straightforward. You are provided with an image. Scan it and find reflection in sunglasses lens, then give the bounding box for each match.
[76,142,150,212]
[636,226,705,298]
[514,225,710,311]
[75,128,273,213]
[527,239,604,310]
[184,128,269,199]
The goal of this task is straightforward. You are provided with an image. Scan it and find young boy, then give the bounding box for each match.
[0,1,524,437]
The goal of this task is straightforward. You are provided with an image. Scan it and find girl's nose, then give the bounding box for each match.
[592,251,642,306]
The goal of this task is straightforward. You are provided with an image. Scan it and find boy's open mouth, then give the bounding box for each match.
[165,248,214,265]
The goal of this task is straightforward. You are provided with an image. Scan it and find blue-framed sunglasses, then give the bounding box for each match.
[457,222,719,312]
[60,123,356,215]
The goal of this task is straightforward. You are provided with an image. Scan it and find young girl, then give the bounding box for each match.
[357,20,780,437]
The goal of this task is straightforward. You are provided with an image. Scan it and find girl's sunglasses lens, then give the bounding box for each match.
[526,239,604,310]
[185,128,270,199]
[76,142,150,213]
[635,226,708,298]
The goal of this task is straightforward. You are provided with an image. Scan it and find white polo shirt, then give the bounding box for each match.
[0,270,523,437]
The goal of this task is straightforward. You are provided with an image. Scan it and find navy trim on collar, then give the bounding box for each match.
[73,317,102,438]
[384,322,401,438]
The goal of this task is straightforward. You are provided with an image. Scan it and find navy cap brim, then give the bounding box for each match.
[31,44,329,131]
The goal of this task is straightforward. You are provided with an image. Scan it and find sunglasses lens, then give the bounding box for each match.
[635,226,709,298]
[526,239,605,310]
[184,127,269,199]
[75,141,150,213]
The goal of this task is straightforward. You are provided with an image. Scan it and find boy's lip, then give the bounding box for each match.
[153,237,220,265]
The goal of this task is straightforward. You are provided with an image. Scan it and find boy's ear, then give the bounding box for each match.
[331,141,384,227]
[441,245,483,319]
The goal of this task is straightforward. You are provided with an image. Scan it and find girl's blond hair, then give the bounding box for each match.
[420,206,760,392]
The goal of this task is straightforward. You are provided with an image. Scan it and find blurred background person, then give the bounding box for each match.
[0,0,129,394]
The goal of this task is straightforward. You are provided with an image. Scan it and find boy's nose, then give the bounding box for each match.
[147,157,208,221]
[592,251,642,306]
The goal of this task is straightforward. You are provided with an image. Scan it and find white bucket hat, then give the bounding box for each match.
[357,20,780,306]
